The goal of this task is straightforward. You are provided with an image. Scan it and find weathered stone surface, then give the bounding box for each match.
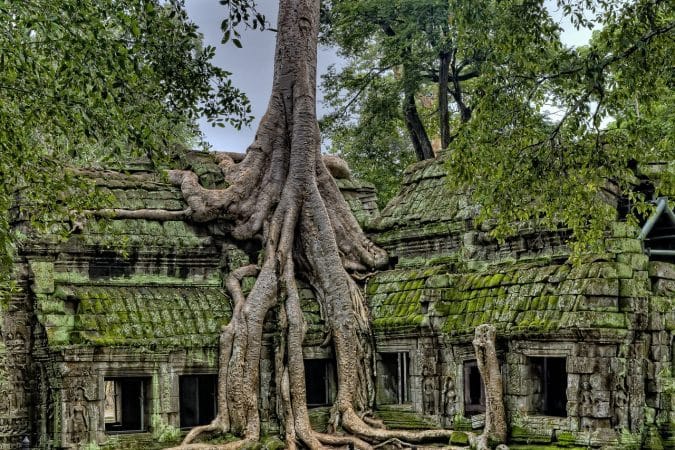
[2,158,673,449]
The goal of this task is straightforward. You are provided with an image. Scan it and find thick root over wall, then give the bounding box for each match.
[134,0,511,449]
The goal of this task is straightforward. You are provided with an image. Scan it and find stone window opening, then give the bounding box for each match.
[376,352,410,405]
[463,360,485,416]
[179,374,217,429]
[104,377,150,433]
[529,357,567,417]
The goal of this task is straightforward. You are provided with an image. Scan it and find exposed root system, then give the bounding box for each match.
[141,1,509,449]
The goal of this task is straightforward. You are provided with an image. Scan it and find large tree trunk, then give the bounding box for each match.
[471,325,507,450]
[154,1,505,448]
[402,65,435,161]
[439,51,451,150]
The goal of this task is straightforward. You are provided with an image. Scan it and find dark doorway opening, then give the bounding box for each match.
[304,359,335,406]
[179,374,217,428]
[104,377,149,433]
[530,357,567,417]
[463,360,486,416]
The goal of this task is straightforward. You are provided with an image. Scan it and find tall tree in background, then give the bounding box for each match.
[320,0,564,201]
[322,0,673,250]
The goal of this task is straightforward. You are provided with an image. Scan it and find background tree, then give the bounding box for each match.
[320,0,564,199]
[322,0,672,252]
[448,0,674,254]
[323,74,416,207]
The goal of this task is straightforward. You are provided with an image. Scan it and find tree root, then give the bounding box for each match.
[182,422,227,446]
[315,431,373,450]
[84,207,192,220]
[148,1,510,449]
[162,439,255,450]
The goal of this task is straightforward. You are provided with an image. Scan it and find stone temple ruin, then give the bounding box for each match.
[1,153,674,449]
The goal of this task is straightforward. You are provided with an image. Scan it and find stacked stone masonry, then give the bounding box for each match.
[1,155,673,449]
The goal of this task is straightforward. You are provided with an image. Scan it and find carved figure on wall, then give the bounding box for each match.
[580,381,593,417]
[69,387,89,445]
[613,383,628,431]
[423,375,435,414]
[443,376,457,417]
[10,371,25,414]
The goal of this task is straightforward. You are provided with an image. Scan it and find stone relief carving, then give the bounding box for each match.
[10,371,25,414]
[613,379,629,431]
[69,387,89,445]
[423,375,435,414]
[421,362,436,415]
[579,380,593,417]
[443,376,457,417]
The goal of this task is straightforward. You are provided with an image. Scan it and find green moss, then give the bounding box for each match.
[260,436,286,450]
[81,444,101,450]
[511,429,554,445]
[374,406,439,430]
[449,431,469,445]
[452,415,472,431]
[29,261,55,294]
[554,431,576,446]
[643,425,664,450]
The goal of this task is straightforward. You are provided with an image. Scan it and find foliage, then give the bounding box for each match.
[320,0,563,201]
[322,74,415,207]
[0,0,255,284]
[447,0,674,254]
[322,0,673,253]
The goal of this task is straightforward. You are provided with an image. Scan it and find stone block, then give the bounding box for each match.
[584,278,619,296]
[619,278,650,297]
[566,400,579,417]
[615,262,633,279]
[567,357,596,374]
[648,261,675,280]
[560,279,586,295]
[589,373,608,391]
[610,221,639,238]
[506,364,530,395]
[426,274,451,288]
[593,400,612,418]
[595,346,618,357]
[29,261,55,294]
[609,358,627,376]
[616,253,649,271]
[652,279,675,296]
[579,296,619,311]
[605,238,643,254]
[505,353,527,365]
[557,294,578,311]
[649,313,664,331]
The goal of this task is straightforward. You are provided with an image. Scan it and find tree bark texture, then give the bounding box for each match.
[402,72,435,161]
[153,1,505,448]
[471,324,507,450]
[438,51,451,150]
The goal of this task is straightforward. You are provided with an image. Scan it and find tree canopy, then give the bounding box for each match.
[321,0,674,251]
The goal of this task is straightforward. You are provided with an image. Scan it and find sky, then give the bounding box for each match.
[184,1,594,152]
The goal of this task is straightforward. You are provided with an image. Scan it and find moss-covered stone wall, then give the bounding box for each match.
[365,157,675,448]
[1,154,673,449]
